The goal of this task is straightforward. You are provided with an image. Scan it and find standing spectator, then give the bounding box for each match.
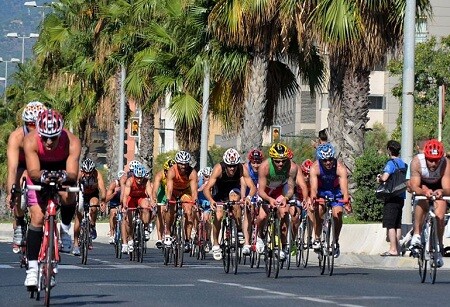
[312,128,328,149]
[377,140,407,257]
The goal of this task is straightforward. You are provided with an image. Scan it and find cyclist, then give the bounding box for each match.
[409,139,450,267]
[309,143,351,258]
[121,164,154,254]
[105,170,126,244]
[241,149,264,255]
[203,148,256,260]
[23,109,81,287]
[151,158,175,249]
[6,101,46,253]
[72,158,106,255]
[197,166,213,252]
[257,143,298,260]
[165,151,198,253]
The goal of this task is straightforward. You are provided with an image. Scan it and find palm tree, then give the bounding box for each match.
[305,0,432,173]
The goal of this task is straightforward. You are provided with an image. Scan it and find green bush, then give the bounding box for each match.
[352,147,387,222]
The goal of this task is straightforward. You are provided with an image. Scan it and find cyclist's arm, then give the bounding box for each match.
[189,169,198,201]
[242,165,256,199]
[122,178,132,207]
[23,131,42,182]
[165,167,175,201]
[151,171,162,202]
[257,160,273,204]
[284,163,297,200]
[97,171,107,201]
[65,132,81,183]
[105,181,117,203]
[6,129,21,203]
[441,159,450,195]
[409,157,428,196]
[309,161,320,200]
[203,164,220,203]
[296,168,309,201]
[336,161,349,202]
[145,180,153,202]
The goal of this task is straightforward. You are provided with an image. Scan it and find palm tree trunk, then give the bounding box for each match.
[136,107,155,178]
[240,53,268,154]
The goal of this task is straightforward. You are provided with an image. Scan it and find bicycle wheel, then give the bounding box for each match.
[176,216,185,267]
[327,215,336,276]
[272,218,281,279]
[136,221,144,263]
[264,220,272,277]
[286,217,293,270]
[44,216,55,307]
[298,217,310,268]
[114,220,122,259]
[221,217,231,274]
[231,219,239,275]
[429,218,439,284]
[319,216,328,275]
[80,219,89,265]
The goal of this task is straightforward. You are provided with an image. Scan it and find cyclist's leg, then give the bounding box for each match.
[411,199,429,245]
[138,198,151,240]
[242,202,253,252]
[435,199,447,247]
[289,204,300,240]
[211,205,224,258]
[12,170,27,252]
[109,206,118,243]
[58,191,77,253]
[181,197,195,244]
[72,211,83,255]
[88,195,100,239]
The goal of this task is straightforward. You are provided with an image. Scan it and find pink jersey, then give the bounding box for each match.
[37,130,69,171]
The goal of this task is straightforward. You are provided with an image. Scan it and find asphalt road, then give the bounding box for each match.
[1,240,450,307]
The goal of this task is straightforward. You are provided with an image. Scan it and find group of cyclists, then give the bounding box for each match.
[6,101,450,291]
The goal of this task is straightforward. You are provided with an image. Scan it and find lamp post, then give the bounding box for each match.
[24,1,49,20]
[6,33,39,64]
[0,57,21,103]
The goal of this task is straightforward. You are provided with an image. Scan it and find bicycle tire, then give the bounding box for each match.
[327,214,336,276]
[44,215,55,307]
[264,218,272,278]
[20,180,28,211]
[298,217,310,268]
[272,217,281,279]
[286,217,292,270]
[80,218,89,265]
[222,219,231,273]
[231,219,239,275]
[319,214,329,275]
[136,221,144,263]
[114,220,122,259]
[176,216,185,267]
[429,217,438,284]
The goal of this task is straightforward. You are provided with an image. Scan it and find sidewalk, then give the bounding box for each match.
[1,222,448,270]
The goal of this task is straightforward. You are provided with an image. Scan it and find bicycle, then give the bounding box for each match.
[410,195,450,284]
[77,195,100,265]
[128,207,146,263]
[26,176,79,306]
[296,206,311,269]
[164,198,193,267]
[114,208,123,259]
[261,203,281,279]
[215,200,243,275]
[247,201,261,269]
[193,206,209,260]
[314,196,347,276]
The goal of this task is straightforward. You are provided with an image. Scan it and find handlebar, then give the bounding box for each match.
[413,195,450,201]
[314,197,349,205]
[27,184,80,193]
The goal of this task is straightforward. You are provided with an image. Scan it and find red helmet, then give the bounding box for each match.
[37,109,64,137]
[424,139,444,160]
[301,159,313,174]
[247,149,264,163]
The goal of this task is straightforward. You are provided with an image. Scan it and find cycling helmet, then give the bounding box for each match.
[36,109,64,137]
[301,159,313,174]
[133,165,147,178]
[81,158,95,173]
[163,158,176,171]
[223,148,241,165]
[22,101,46,122]
[175,151,191,164]
[316,143,335,160]
[268,143,289,159]
[200,167,213,177]
[248,149,264,163]
[129,160,141,171]
[424,139,444,160]
[117,170,126,179]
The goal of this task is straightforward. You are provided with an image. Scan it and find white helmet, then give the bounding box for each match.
[129,160,141,171]
[22,101,46,123]
[223,148,241,165]
[81,158,95,173]
[117,170,125,179]
[175,151,191,164]
[200,167,212,178]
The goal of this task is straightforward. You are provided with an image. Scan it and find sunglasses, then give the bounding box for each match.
[322,158,334,162]
[426,158,440,163]
[226,164,238,168]
[25,122,36,127]
[41,135,59,142]
[273,159,287,165]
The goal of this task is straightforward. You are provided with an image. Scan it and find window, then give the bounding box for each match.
[368,96,385,110]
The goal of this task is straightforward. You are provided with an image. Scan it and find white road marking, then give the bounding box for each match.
[95,283,195,287]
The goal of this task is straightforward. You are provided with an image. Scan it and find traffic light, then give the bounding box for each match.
[271,125,281,143]
[130,117,140,138]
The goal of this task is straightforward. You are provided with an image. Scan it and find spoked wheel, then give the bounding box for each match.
[264,222,273,277]
[175,217,185,267]
[136,222,144,263]
[272,218,281,279]
[231,219,239,275]
[429,220,439,284]
[418,245,427,283]
[222,220,231,274]
[44,216,55,307]
[80,221,89,265]
[326,217,336,276]
[286,219,293,270]
[297,217,310,268]
[114,225,122,259]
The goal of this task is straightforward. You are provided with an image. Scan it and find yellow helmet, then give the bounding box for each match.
[268,143,289,159]
[163,159,176,171]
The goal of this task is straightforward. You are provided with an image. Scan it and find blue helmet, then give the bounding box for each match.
[316,143,335,160]
[133,165,147,178]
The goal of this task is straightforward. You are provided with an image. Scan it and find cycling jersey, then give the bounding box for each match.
[37,130,69,171]
[156,172,167,204]
[127,177,148,208]
[171,165,192,197]
[417,153,446,190]
[317,159,342,206]
[264,158,290,197]
[109,179,121,208]
[214,162,243,201]
[80,170,99,195]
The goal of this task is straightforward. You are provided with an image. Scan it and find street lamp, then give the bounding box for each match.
[24,1,49,20]
[6,32,40,64]
[0,57,21,104]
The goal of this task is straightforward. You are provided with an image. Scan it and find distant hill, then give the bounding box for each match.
[0,0,42,77]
